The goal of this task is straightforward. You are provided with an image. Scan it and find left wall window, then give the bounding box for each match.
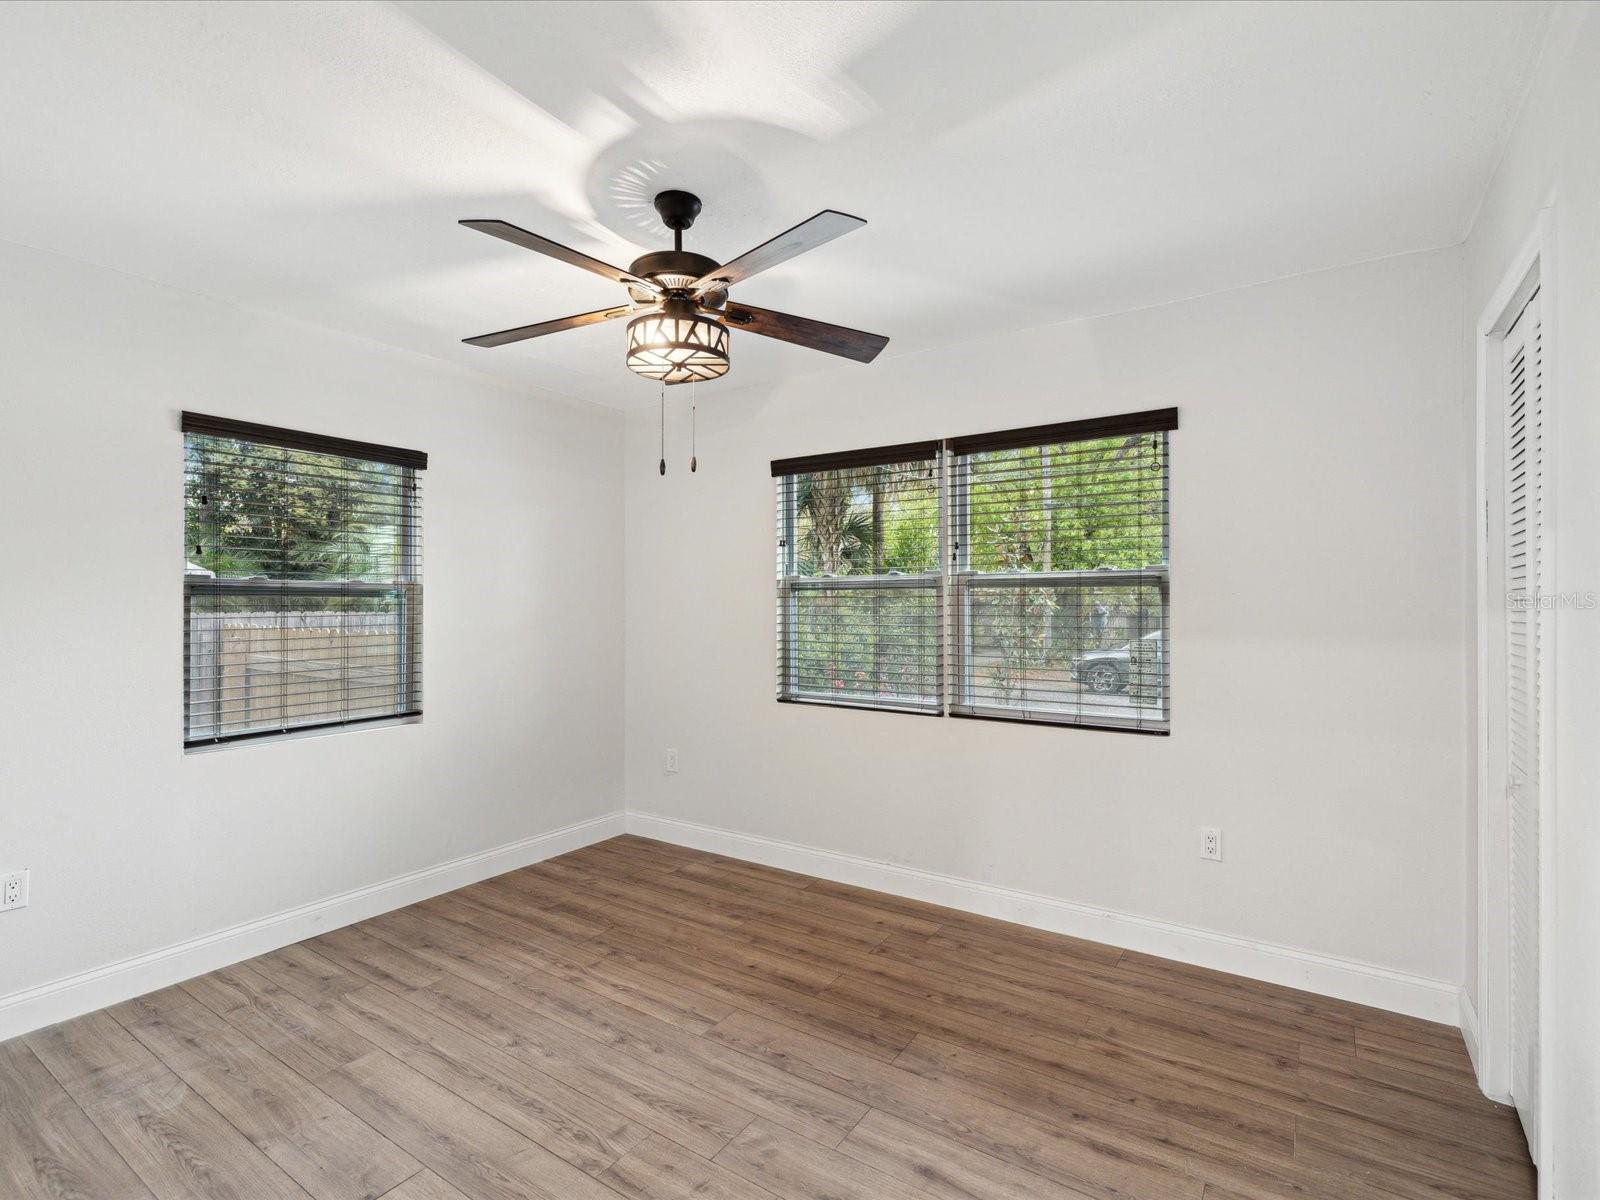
[182,413,426,747]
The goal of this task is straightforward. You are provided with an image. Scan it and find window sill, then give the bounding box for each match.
[184,712,423,754]
[777,695,941,718]
[949,708,1169,735]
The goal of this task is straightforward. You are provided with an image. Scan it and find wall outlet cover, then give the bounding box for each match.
[1201,827,1223,861]
[1,869,29,911]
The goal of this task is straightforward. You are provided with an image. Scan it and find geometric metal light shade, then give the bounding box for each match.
[626,300,730,385]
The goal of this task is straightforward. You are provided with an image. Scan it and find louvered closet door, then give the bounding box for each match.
[1503,288,1542,1155]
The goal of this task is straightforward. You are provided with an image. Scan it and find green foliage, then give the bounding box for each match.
[185,438,405,582]
[977,585,1057,704]
[966,434,1165,572]
[792,463,939,577]
[962,434,1165,698]
[792,587,936,702]
[787,461,940,702]
[781,436,1167,707]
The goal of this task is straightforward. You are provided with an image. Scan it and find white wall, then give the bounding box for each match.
[0,239,625,1027]
[625,248,1468,1005]
[0,226,1482,1043]
[1461,4,1600,1191]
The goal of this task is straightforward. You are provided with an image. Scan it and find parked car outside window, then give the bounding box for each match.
[1071,630,1164,694]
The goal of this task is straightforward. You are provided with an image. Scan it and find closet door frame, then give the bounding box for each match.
[1473,207,1556,1187]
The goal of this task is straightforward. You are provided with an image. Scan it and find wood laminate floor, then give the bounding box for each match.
[3,835,1533,1200]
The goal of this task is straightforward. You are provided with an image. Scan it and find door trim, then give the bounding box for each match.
[1473,206,1556,1186]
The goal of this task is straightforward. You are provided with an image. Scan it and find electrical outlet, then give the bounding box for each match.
[665,748,679,775]
[1,869,28,912]
[1200,827,1223,861]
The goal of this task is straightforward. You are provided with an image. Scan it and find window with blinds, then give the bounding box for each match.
[182,413,425,747]
[773,442,943,713]
[949,412,1171,731]
[772,409,1174,731]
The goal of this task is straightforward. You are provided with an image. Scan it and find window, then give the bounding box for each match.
[774,443,942,713]
[772,409,1174,732]
[182,413,425,746]
[949,415,1170,731]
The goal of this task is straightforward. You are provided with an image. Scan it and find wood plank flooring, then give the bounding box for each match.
[2,835,1533,1200]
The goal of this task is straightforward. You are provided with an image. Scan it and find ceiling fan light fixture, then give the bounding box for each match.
[626,300,729,385]
[459,193,888,386]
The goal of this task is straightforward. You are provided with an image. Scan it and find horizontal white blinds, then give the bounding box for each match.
[773,410,1173,731]
[183,415,425,746]
[774,447,942,713]
[950,428,1170,731]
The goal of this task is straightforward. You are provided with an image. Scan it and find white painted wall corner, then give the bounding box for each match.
[627,810,1462,1026]
[0,810,624,1043]
[1459,987,1509,1102]
[1460,987,1484,1080]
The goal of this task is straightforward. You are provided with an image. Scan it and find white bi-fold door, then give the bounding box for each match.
[1500,287,1542,1156]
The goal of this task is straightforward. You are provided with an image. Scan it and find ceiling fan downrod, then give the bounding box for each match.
[653,189,701,255]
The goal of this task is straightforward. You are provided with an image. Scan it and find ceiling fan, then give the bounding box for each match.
[459,190,889,385]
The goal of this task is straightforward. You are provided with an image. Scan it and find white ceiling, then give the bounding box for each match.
[0,1,1552,408]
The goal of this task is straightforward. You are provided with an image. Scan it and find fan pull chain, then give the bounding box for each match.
[658,382,666,476]
[690,381,698,473]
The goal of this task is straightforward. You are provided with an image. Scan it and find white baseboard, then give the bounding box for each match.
[1457,988,1510,1102]
[0,810,625,1043]
[1459,988,1484,1078]
[4,806,1466,1042]
[627,811,1461,1026]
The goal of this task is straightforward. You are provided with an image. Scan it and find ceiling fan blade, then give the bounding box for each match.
[463,303,652,348]
[690,210,865,294]
[722,302,889,363]
[461,220,661,294]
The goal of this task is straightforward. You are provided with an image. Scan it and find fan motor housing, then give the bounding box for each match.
[628,250,726,306]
